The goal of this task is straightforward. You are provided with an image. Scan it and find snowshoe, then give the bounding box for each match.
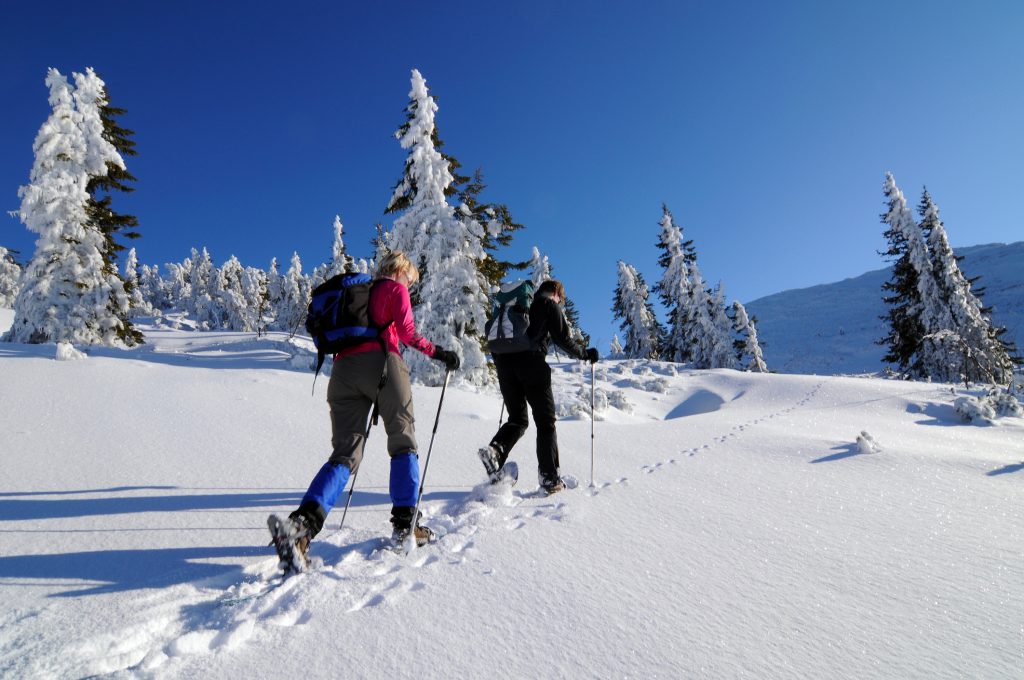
[267,513,310,575]
[477,445,501,482]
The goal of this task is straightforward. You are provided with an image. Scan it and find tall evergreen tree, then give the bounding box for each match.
[457,169,528,290]
[327,215,354,277]
[686,264,735,369]
[918,190,1019,383]
[385,69,489,385]
[878,172,927,376]
[6,69,137,347]
[654,204,696,362]
[84,73,140,269]
[612,261,661,359]
[731,301,767,372]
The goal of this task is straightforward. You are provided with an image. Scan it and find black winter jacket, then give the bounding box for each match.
[527,293,587,360]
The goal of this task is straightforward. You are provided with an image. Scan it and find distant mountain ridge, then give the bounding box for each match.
[746,242,1024,376]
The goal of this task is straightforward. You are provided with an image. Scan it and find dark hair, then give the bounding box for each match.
[536,279,565,300]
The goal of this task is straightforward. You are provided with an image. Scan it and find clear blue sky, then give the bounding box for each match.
[2,1,1022,349]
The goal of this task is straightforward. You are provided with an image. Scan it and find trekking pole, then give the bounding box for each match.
[589,361,596,488]
[498,402,504,425]
[407,369,451,550]
[337,412,375,532]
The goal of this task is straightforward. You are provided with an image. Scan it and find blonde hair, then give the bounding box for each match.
[376,251,420,284]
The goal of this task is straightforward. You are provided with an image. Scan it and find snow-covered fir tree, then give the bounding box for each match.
[654,204,696,362]
[137,262,168,313]
[276,252,311,336]
[612,261,661,359]
[82,70,140,271]
[327,215,354,278]
[123,248,152,316]
[878,173,927,376]
[528,246,552,287]
[5,69,137,347]
[686,263,736,369]
[609,334,624,359]
[917,190,1018,384]
[0,248,21,308]
[731,301,767,372]
[385,69,489,385]
[215,256,250,331]
[162,258,192,314]
[264,258,283,331]
[184,248,218,330]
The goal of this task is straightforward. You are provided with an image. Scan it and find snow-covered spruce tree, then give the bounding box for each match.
[242,266,269,334]
[327,215,354,278]
[276,252,311,337]
[686,263,736,369]
[163,257,192,314]
[137,262,167,313]
[82,70,140,269]
[75,69,143,344]
[184,248,218,330]
[731,301,767,372]
[384,69,489,385]
[609,334,624,359]
[5,69,138,347]
[123,248,152,316]
[918,190,1019,384]
[215,256,250,331]
[612,261,661,359]
[878,173,927,376]
[528,246,552,287]
[0,247,22,308]
[653,204,696,362]
[264,258,283,331]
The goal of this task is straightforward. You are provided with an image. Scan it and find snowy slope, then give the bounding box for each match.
[1,313,1022,679]
[746,241,1024,375]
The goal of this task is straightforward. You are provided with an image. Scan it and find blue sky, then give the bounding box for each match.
[2,1,1022,349]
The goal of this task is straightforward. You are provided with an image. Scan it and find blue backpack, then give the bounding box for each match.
[305,273,392,377]
[485,279,535,354]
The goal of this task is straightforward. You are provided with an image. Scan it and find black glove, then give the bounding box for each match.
[584,347,599,364]
[433,347,460,371]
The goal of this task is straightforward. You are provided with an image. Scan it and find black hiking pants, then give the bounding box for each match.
[490,352,559,479]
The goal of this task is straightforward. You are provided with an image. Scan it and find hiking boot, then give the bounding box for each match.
[539,473,566,496]
[391,523,435,547]
[390,508,434,548]
[477,445,502,482]
[268,513,311,574]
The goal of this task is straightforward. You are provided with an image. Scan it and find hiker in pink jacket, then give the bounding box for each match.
[271,252,459,571]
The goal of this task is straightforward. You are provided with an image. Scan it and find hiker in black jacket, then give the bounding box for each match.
[480,279,599,494]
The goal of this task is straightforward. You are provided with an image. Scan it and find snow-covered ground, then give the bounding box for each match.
[1,309,1022,679]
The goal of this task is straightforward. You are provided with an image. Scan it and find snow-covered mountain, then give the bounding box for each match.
[746,242,1024,375]
[1,310,1022,678]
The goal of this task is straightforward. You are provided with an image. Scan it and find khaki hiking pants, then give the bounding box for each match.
[326,351,418,472]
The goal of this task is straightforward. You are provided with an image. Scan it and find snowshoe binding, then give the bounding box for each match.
[267,513,310,575]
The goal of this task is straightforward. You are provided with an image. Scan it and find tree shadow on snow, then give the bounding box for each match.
[987,462,1024,476]
[810,443,865,464]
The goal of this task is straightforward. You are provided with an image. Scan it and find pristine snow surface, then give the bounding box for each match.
[1,310,1022,679]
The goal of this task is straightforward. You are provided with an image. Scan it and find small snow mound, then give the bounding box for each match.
[55,342,87,361]
[856,430,881,454]
[954,388,1023,424]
